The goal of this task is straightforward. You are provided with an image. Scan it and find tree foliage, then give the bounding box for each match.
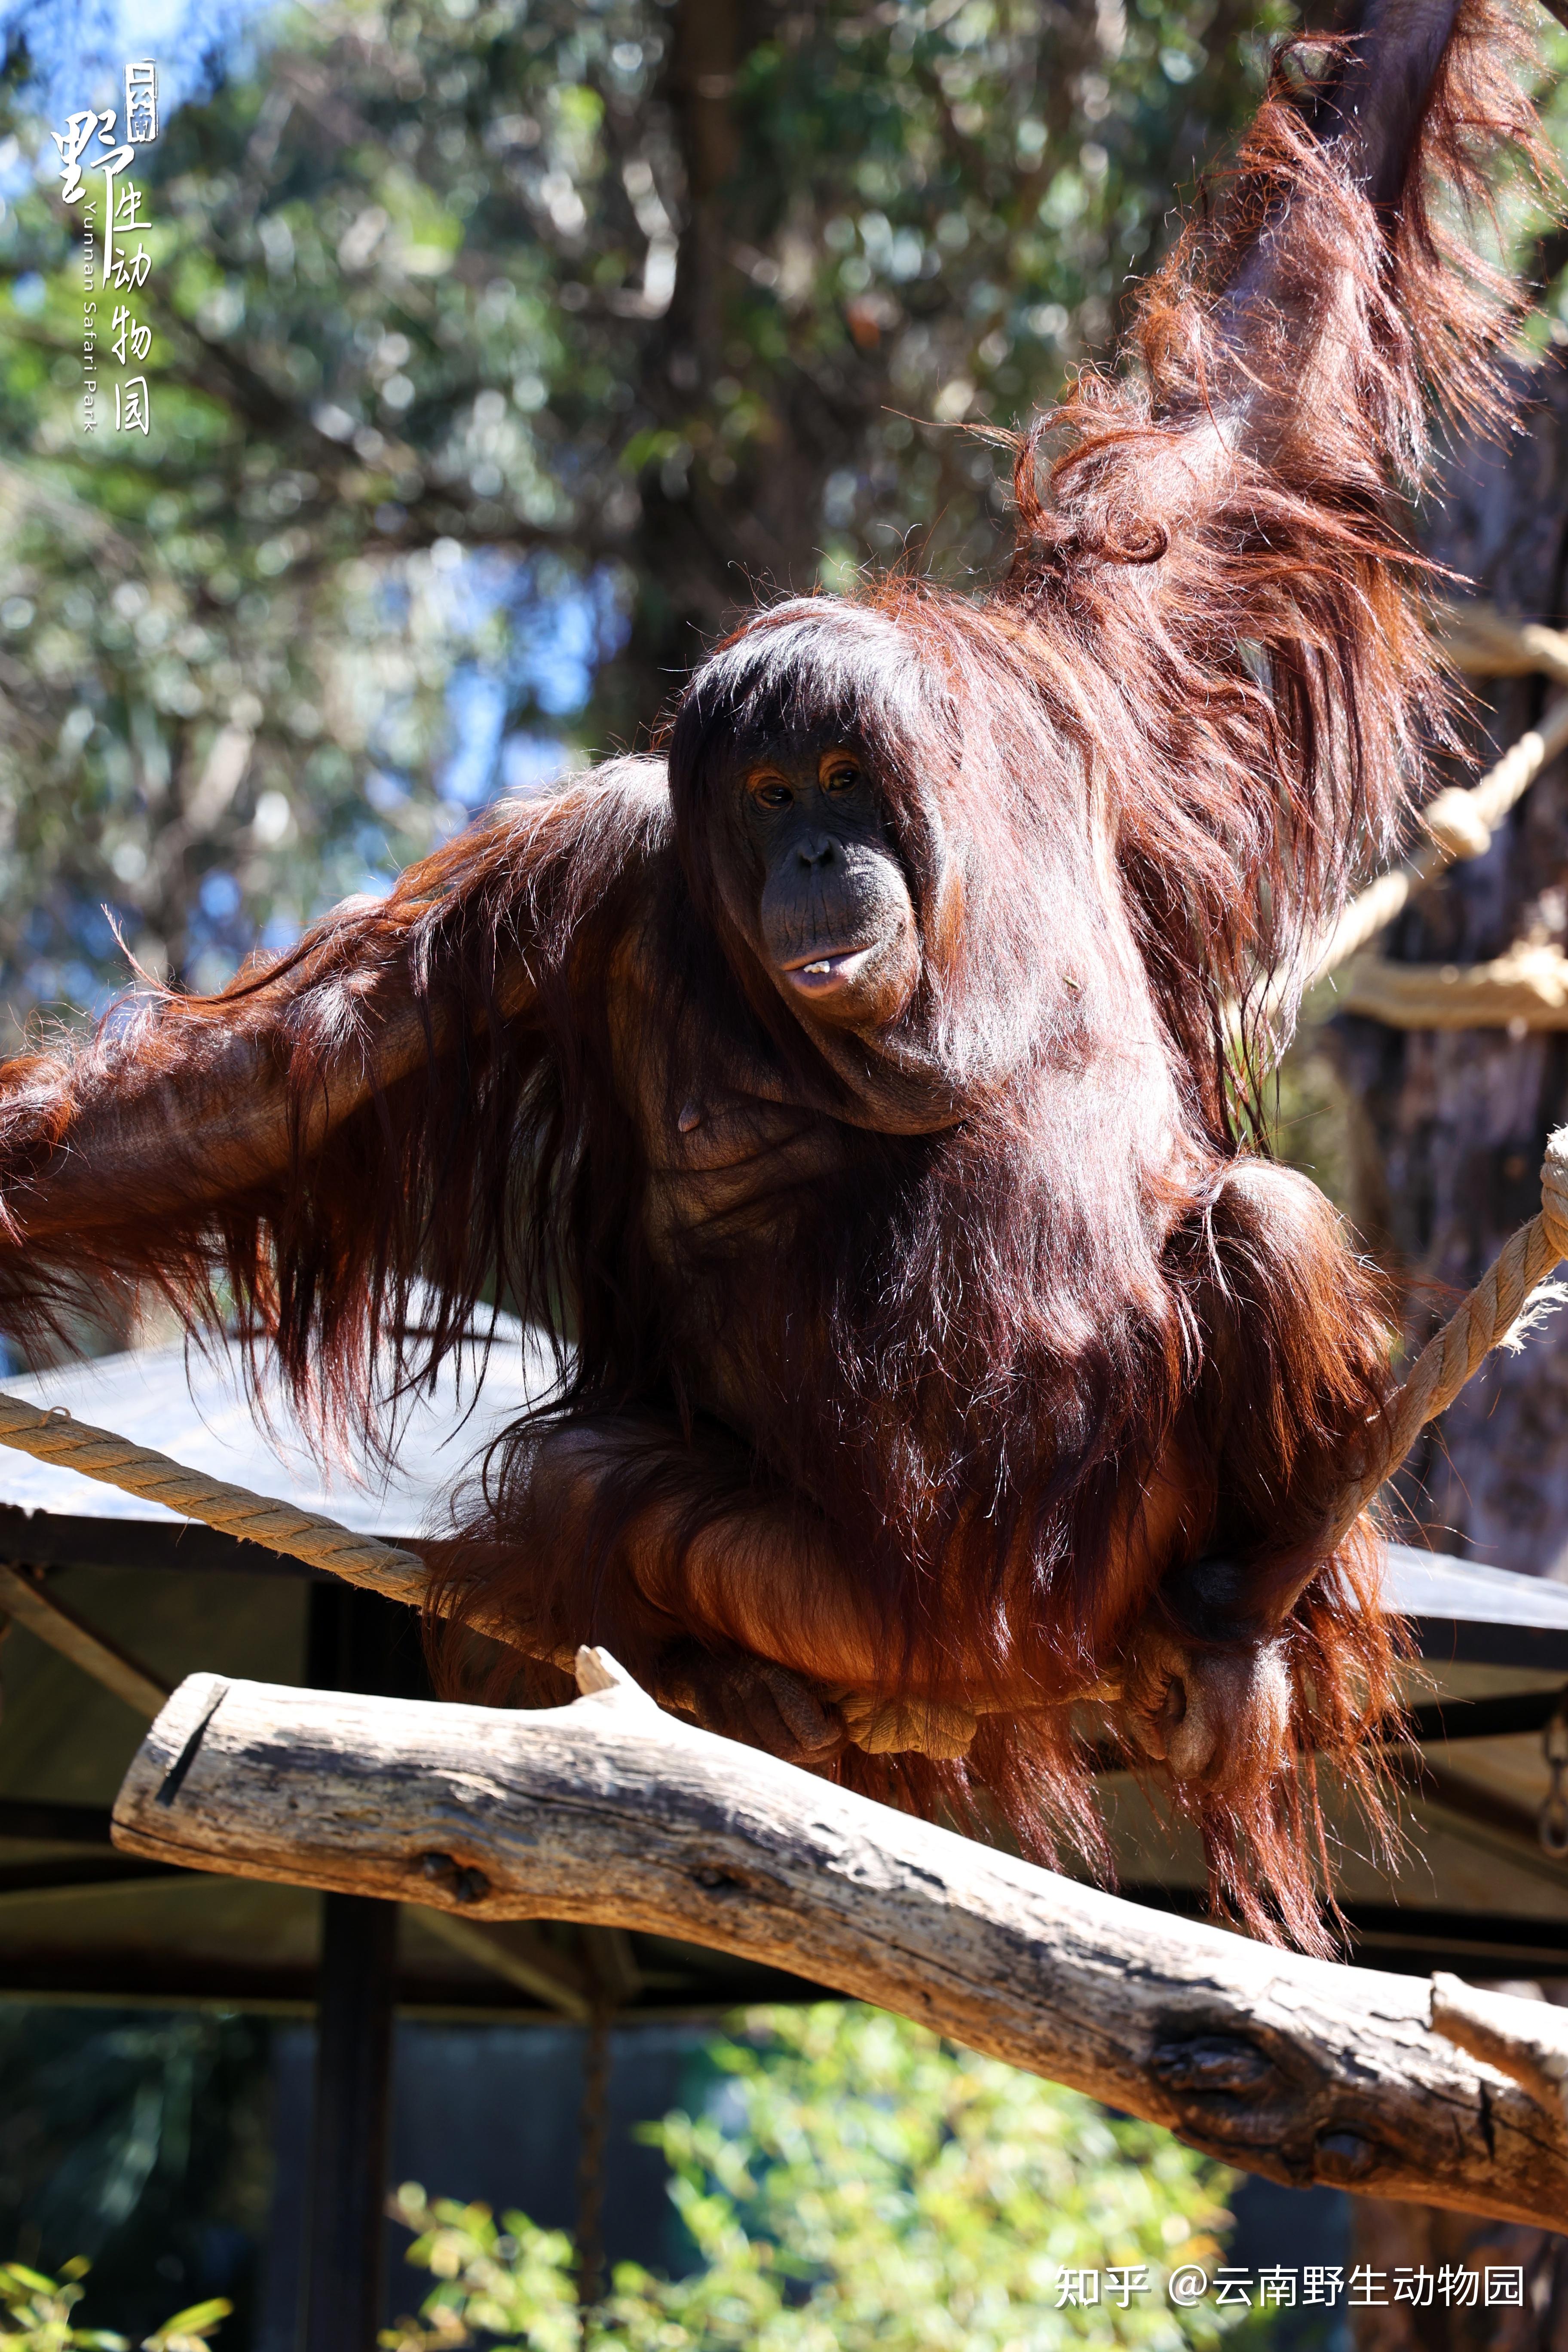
[0,0,1292,1026]
[382,2005,1240,2352]
[0,2257,227,2352]
[0,2008,267,2349]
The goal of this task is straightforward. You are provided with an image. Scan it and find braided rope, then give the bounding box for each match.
[1299,696,1568,998]
[0,1387,429,1606]
[1337,940,1568,1032]
[1302,599,1568,993]
[1327,1127,1568,1545]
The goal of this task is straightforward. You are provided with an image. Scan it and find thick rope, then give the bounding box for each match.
[1338,940,1568,1030]
[1329,610,1568,1029]
[1326,1127,1568,1545]
[1250,607,1568,1021]
[0,1388,429,1607]
[1299,693,1568,998]
[1433,602,1568,689]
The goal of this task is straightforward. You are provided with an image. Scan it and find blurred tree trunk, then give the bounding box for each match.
[1328,358,1568,2338]
[1334,355,1568,1578]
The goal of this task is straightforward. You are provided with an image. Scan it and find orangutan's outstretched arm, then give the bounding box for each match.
[0,758,666,1383]
[2,909,436,1240]
[1218,0,1508,327]
[1015,0,1547,1046]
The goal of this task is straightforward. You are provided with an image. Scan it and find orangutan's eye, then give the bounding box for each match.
[749,775,793,810]
[821,759,860,795]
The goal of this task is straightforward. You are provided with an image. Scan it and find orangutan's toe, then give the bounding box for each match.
[748,1660,849,1763]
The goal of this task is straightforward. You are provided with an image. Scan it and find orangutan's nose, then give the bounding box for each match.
[797,833,838,870]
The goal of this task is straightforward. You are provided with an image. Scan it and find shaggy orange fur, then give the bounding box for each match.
[0,0,1551,1951]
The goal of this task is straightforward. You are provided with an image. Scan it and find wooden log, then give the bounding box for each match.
[110,1650,1568,2232]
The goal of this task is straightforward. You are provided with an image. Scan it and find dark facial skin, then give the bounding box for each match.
[741,740,921,1031]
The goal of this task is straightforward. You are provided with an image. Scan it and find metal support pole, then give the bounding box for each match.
[298,1583,429,2351]
[302,1890,398,2352]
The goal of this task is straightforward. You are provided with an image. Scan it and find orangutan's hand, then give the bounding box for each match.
[830,1689,980,1760]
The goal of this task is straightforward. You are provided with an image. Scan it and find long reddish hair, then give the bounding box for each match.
[0,0,1547,1951]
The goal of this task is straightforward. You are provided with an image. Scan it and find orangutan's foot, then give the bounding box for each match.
[1118,1624,1292,1795]
[653,1642,848,1767]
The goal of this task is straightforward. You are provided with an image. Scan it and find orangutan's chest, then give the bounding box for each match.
[600,968,841,1254]
[587,1011,858,1491]
[636,1064,847,1260]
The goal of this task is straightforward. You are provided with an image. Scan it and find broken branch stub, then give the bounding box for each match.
[110,1650,1568,2231]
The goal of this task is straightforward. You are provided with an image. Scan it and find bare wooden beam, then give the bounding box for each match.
[413,1910,595,2021]
[582,1923,643,2006]
[110,1651,1568,2232]
[0,1562,169,1718]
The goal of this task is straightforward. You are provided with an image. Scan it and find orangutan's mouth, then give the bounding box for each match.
[781,945,876,997]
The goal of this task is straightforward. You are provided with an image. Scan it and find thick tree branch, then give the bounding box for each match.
[111,1651,1568,2231]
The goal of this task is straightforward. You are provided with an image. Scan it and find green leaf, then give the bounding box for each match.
[1,2268,60,2296]
[140,2298,232,2349]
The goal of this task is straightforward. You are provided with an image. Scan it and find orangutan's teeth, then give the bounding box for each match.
[804,960,830,974]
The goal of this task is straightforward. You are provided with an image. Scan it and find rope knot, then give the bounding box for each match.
[1422,787,1493,863]
[1542,1128,1568,1263]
